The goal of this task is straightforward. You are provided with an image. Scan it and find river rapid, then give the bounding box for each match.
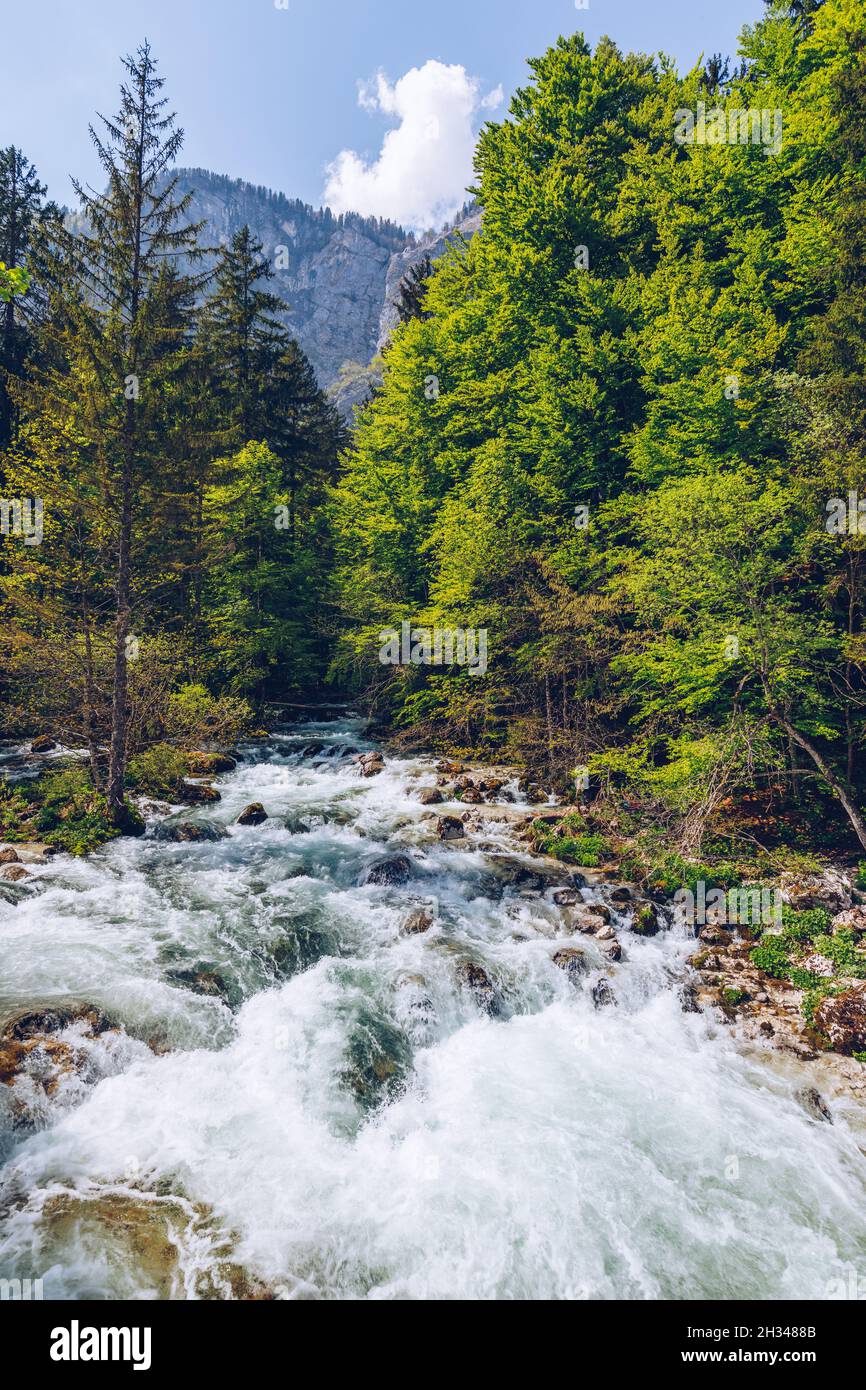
[1,716,866,1300]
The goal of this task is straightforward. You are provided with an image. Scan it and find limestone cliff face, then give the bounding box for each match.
[170,169,408,390]
[142,170,481,416]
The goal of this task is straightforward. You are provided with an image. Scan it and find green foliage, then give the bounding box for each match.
[530,817,609,865]
[643,852,741,897]
[751,934,793,979]
[327,0,866,855]
[751,899,866,1025]
[165,685,253,747]
[0,262,29,301]
[126,744,189,799]
[778,906,833,941]
[0,767,131,855]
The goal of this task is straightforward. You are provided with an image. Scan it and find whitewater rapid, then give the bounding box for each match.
[1,719,865,1300]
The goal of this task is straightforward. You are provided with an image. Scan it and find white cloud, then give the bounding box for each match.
[323,61,503,232]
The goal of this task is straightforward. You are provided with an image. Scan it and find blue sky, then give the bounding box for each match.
[2,0,765,228]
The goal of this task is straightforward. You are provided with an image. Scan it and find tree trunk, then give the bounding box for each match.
[106,434,133,819]
[782,718,866,851]
[544,674,555,772]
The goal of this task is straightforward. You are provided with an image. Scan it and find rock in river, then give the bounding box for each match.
[359,854,414,887]
[153,820,227,843]
[401,907,434,934]
[437,816,465,841]
[236,802,268,826]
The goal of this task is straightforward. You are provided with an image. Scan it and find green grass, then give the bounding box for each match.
[530,817,609,866]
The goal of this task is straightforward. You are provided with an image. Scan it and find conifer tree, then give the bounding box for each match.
[11,43,206,823]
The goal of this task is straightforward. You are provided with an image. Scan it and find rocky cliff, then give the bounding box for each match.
[172,171,481,414]
[170,169,409,392]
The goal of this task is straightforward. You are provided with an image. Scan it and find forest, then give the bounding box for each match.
[1,0,865,873]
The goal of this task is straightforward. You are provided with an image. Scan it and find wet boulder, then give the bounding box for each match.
[153,820,227,843]
[30,735,57,753]
[598,938,622,962]
[437,816,465,842]
[1,863,28,882]
[4,1004,112,1042]
[341,1012,412,1112]
[357,752,385,778]
[187,752,237,776]
[592,978,616,1009]
[813,985,866,1055]
[0,847,21,864]
[182,783,221,804]
[563,906,609,935]
[401,907,434,935]
[436,760,465,775]
[417,787,443,805]
[552,887,582,906]
[0,1004,117,1104]
[796,1086,833,1123]
[632,903,660,937]
[455,961,500,1016]
[679,982,701,1013]
[552,947,586,979]
[299,741,326,758]
[609,886,632,903]
[167,968,233,1002]
[359,854,414,887]
[236,802,268,826]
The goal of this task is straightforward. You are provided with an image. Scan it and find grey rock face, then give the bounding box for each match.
[71,169,483,419]
[156,169,409,392]
[170,172,481,413]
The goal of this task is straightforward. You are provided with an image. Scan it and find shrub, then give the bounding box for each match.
[531,819,609,866]
[751,934,792,978]
[127,744,189,799]
[165,684,253,748]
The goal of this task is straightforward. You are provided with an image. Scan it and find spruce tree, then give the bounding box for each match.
[13,43,206,822]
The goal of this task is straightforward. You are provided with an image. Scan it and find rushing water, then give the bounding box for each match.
[1,718,866,1300]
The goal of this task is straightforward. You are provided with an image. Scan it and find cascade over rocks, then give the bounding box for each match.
[455,961,499,1015]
